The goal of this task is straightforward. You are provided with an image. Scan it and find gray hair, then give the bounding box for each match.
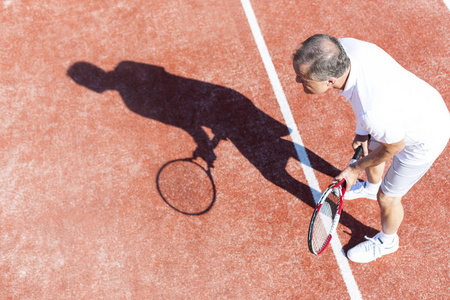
[292,34,350,81]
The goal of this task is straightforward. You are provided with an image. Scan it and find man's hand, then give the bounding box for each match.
[333,134,369,189]
[333,164,361,190]
[352,134,370,156]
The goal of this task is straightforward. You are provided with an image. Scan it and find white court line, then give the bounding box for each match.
[444,0,450,10]
[239,0,363,299]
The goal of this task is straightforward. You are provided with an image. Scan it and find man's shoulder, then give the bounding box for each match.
[339,38,385,62]
[339,38,375,50]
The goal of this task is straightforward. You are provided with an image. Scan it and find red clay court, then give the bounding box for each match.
[1,0,449,299]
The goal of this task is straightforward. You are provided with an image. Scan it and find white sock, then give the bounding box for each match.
[366,180,381,194]
[378,231,396,244]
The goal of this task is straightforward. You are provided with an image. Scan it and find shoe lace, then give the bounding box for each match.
[363,235,383,259]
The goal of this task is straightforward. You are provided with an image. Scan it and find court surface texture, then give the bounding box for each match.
[1,0,449,298]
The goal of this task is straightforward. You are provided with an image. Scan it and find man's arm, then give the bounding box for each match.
[334,139,405,189]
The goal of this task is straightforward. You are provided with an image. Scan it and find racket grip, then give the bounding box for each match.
[350,145,363,164]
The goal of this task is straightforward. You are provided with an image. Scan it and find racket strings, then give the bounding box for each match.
[310,188,342,253]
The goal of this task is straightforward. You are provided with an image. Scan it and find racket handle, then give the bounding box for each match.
[350,145,363,164]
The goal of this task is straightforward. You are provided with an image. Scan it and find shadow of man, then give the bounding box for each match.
[67,61,376,246]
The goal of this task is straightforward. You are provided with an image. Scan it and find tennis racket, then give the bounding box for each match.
[307,145,363,255]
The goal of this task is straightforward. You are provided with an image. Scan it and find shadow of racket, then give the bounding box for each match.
[156,157,216,216]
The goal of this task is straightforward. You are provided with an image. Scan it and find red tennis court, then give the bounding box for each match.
[1,0,449,298]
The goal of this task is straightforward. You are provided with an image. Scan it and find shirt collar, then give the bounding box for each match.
[338,62,356,101]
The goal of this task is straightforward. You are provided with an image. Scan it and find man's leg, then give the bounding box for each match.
[346,188,402,263]
[347,157,434,263]
[344,161,384,200]
[378,190,403,235]
[366,162,384,185]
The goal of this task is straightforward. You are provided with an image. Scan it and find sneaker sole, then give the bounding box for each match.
[333,189,377,200]
[344,193,377,201]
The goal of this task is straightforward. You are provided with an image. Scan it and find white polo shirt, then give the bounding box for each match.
[338,38,450,165]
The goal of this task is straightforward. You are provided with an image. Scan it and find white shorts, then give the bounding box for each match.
[381,156,433,197]
[368,139,434,197]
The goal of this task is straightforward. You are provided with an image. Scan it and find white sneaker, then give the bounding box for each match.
[344,181,377,200]
[347,232,399,263]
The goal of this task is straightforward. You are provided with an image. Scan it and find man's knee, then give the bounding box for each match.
[377,189,402,207]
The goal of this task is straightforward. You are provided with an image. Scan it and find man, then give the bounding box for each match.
[292,34,450,263]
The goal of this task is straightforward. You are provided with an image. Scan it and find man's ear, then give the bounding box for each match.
[327,78,337,87]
